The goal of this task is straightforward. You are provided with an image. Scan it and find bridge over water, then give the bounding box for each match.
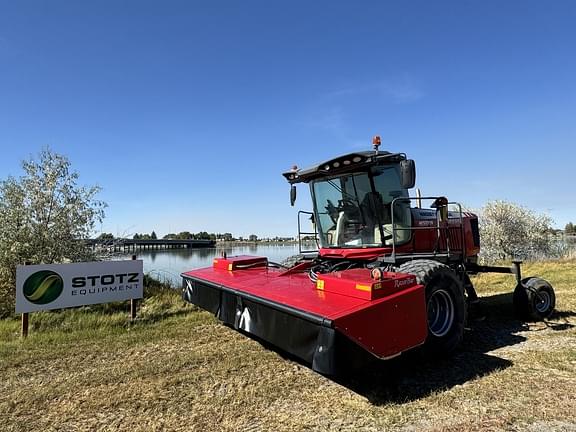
[87,238,216,252]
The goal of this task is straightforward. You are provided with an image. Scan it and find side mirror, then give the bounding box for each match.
[290,185,297,206]
[400,159,416,189]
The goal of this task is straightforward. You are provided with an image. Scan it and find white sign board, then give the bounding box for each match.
[15,260,144,313]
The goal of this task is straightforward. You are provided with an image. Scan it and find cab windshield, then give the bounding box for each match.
[311,165,411,248]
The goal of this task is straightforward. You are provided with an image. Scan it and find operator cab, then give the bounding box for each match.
[283,137,416,250]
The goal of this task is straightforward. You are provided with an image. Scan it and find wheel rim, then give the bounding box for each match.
[535,290,551,313]
[427,289,455,337]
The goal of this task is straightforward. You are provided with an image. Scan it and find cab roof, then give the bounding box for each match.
[282,150,406,184]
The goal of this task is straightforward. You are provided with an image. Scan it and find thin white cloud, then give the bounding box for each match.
[321,75,424,105]
[303,76,424,149]
[376,79,424,104]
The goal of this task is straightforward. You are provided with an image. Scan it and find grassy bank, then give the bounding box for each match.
[1,261,575,431]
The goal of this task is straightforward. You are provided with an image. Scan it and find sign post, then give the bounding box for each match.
[21,311,29,338]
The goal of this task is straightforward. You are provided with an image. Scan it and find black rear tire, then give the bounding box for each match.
[513,277,555,321]
[399,260,466,355]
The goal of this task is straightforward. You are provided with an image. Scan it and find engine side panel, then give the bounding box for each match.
[411,208,480,258]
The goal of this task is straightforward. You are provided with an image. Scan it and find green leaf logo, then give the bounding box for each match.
[23,270,64,305]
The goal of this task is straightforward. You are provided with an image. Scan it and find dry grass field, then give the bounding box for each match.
[1,261,575,431]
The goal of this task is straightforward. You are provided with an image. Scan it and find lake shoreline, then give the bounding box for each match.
[214,240,298,247]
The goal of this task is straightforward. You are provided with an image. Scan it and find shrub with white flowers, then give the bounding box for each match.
[478,200,555,263]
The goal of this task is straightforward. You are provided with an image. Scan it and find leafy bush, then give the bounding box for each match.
[478,200,555,262]
[0,149,106,317]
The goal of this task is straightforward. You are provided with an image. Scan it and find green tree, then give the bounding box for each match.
[151,230,157,240]
[565,222,575,234]
[249,234,258,242]
[194,231,211,240]
[0,148,106,316]
[177,231,192,239]
[97,232,114,240]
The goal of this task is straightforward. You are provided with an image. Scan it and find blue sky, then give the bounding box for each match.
[1,1,575,237]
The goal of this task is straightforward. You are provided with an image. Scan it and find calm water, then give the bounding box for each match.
[126,244,302,285]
